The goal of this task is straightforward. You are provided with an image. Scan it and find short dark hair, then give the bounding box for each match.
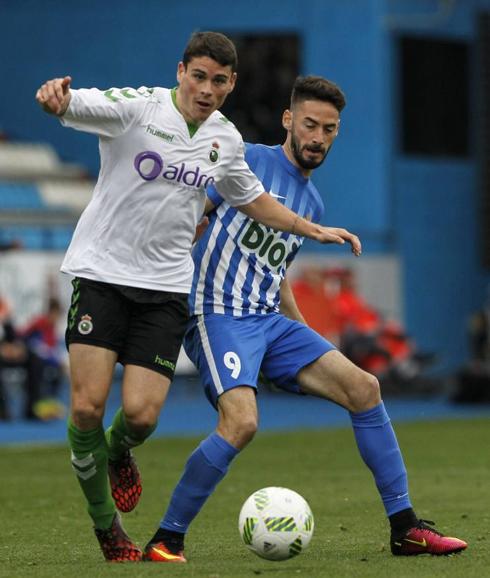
[183,31,238,72]
[291,76,346,113]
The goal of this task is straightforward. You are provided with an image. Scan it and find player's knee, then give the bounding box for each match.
[219,414,258,448]
[124,412,157,436]
[71,399,104,429]
[237,416,258,445]
[349,371,381,412]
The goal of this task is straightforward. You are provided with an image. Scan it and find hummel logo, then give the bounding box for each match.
[404,538,427,547]
[146,125,175,143]
[269,191,287,200]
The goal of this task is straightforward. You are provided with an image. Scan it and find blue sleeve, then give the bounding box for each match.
[244,142,260,172]
[207,183,224,207]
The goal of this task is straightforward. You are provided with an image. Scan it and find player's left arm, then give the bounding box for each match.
[279,275,307,324]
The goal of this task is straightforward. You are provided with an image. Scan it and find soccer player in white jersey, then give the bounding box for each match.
[35,33,361,562]
[144,76,467,562]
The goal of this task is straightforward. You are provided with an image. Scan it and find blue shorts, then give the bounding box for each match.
[183,313,335,408]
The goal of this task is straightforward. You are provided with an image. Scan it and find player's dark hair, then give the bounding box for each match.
[291,76,346,113]
[183,31,238,72]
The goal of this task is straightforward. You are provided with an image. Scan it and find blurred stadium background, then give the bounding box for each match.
[2,0,490,437]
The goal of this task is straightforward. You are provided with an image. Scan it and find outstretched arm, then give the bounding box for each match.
[36,76,72,116]
[237,192,362,256]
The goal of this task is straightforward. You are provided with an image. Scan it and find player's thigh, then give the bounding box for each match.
[121,292,189,379]
[184,314,266,408]
[297,349,380,410]
[121,364,171,427]
[261,317,334,394]
[69,342,117,408]
[65,277,129,354]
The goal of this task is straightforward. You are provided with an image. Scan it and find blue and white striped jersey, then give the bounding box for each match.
[189,144,325,316]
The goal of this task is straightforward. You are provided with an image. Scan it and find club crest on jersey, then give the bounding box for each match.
[209,141,220,163]
[78,314,93,335]
[134,150,215,189]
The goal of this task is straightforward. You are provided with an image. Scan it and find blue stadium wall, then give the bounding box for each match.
[2,0,490,373]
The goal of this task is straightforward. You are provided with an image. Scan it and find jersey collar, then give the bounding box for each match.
[171,87,200,138]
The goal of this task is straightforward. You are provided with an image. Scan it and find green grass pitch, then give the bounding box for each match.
[1,418,489,578]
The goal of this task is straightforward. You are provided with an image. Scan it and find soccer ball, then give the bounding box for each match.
[238,487,314,561]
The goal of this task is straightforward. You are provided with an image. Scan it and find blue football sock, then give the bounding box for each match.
[161,432,239,533]
[350,402,412,516]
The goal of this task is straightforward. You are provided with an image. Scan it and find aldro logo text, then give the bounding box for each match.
[134,151,215,189]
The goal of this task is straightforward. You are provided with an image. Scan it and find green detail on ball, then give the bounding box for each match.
[253,489,269,511]
[304,513,314,532]
[265,516,297,532]
[289,536,303,557]
[242,517,258,545]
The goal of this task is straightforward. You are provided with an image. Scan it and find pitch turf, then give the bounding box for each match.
[1,418,488,578]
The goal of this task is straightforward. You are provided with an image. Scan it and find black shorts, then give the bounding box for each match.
[65,277,189,380]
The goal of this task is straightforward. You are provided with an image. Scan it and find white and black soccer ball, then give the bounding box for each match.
[238,486,314,561]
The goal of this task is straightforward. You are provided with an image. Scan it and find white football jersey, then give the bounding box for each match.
[60,86,263,292]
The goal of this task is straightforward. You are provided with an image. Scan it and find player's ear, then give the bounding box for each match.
[282,109,292,131]
[176,61,185,83]
[227,72,237,94]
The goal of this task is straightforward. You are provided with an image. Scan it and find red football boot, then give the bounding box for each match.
[94,513,142,562]
[144,541,187,563]
[108,450,142,513]
[391,519,467,556]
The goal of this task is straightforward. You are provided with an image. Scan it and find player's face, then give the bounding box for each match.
[283,100,340,173]
[176,56,236,124]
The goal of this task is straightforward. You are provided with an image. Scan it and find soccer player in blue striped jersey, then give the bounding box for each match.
[189,142,325,317]
[145,76,467,562]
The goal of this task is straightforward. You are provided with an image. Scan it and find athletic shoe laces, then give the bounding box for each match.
[415,519,442,536]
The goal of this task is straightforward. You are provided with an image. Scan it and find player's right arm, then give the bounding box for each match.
[238,192,362,256]
[36,76,72,116]
[216,139,362,255]
[36,76,149,137]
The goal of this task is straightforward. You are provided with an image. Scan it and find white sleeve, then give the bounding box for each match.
[60,86,153,138]
[214,139,264,207]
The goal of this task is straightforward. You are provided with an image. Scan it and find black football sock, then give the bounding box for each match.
[150,528,185,554]
[389,507,418,536]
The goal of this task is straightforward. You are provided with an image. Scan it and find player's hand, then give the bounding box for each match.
[193,216,209,244]
[313,225,362,256]
[36,76,72,116]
